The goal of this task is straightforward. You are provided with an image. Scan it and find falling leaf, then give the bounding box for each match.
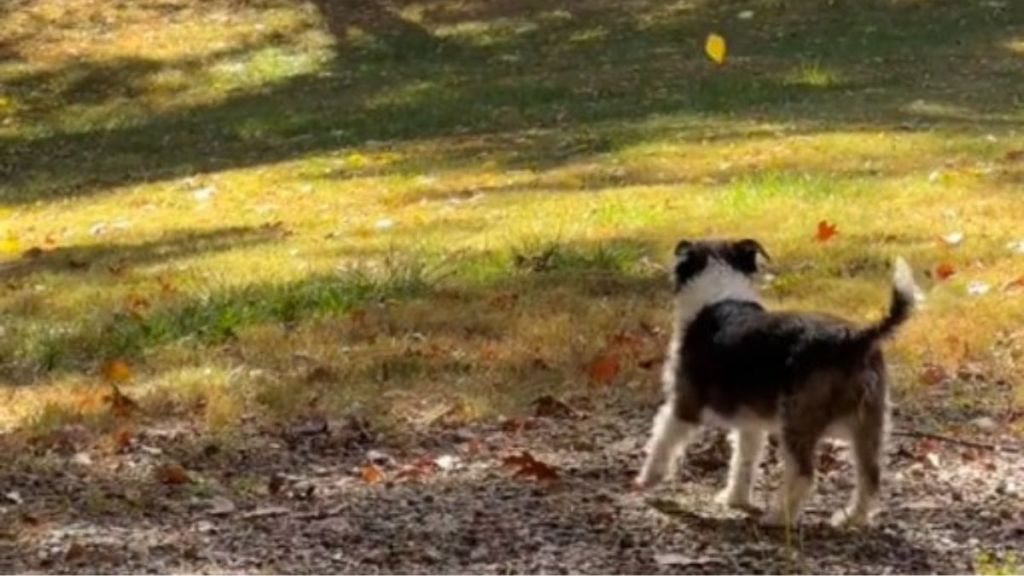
[155,463,191,485]
[940,231,965,247]
[587,354,620,385]
[935,262,956,281]
[102,360,132,383]
[359,464,384,485]
[502,451,559,482]
[815,220,838,243]
[967,281,991,296]
[704,33,727,65]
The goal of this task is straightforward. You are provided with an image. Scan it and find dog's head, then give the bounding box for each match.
[670,238,770,310]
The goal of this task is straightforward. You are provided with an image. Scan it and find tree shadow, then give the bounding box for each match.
[0,226,282,283]
[1,0,1021,204]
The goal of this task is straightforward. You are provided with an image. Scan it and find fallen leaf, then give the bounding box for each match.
[919,363,949,386]
[1003,276,1024,293]
[935,262,956,281]
[125,294,149,317]
[815,220,838,243]
[22,246,44,259]
[394,456,439,481]
[114,427,134,451]
[940,231,965,247]
[268,472,286,495]
[1004,149,1024,162]
[502,451,559,482]
[532,395,577,419]
[359,464,384,485]
[155,463,191,485]
[102,360,132,383]
[704,33,727,65]
[0,234,19,254]
[587,354,620,385]
[65,541,87,563]
[106,385,139,417]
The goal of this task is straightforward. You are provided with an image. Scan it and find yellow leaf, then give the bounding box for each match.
[705,33,727,65]
[102,360,133,383]
[0,234,19,254]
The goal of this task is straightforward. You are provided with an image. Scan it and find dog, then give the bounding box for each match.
[634,238,918,527]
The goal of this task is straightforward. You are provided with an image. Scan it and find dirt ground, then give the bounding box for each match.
[1,397,1021,574]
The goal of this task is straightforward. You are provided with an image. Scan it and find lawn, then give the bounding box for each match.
[3,0,1022,434]
[0,0,1023,570]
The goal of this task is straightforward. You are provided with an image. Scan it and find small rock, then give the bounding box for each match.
[970,416,996,431]
[208,496,236,516]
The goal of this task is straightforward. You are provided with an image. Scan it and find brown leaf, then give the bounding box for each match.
[22,246,45,259]
[815,220,838,243]
[586,354,620,385]
[1004,149,1024,162]
[359,464,384,485]
[106,385,139,418]
[113,427,134,451]
[502,451,559,482]
[1002,275,1024,293]
[532,395,577,419]
[919,363,949,386]
[155,463,191,485]
[268,472,286,495]
[102,360,132,383]
[394,456,439,482]
[935,262,956,281]
[64,541,87,563]
[124,294,149,317]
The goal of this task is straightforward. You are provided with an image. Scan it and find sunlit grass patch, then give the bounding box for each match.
[2,0,1023,439]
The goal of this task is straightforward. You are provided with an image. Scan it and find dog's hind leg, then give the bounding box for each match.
[762,428,819,527]
[716,428,765,509]
[635,401,697,489]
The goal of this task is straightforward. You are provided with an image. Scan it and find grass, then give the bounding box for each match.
[1,0,1023,437]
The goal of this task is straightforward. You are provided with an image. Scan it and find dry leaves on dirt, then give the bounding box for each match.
[503,451,559,482]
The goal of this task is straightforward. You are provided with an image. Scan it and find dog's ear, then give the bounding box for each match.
[672,240,706,290]
[728,238,770,274]
[674,239,694,257]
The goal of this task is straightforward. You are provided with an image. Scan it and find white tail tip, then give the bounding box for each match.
[893,257,923,303]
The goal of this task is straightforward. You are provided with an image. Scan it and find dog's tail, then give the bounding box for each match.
[854,257,919,345]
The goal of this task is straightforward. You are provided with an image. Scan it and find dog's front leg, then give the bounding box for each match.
[716,428,764,509]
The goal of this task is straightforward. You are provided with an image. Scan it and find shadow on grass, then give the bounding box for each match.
[0,226,283,283]
[1,0,1021,203]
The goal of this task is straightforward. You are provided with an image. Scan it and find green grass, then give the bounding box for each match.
[1,0,1023,436]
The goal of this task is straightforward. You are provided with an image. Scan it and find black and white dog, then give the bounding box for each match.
[634,239,918,527]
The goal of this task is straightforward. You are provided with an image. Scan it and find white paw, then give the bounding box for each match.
[760,507,799,528]
[714,488,752,509]
[830,508,870,528]
[634,466,667,490]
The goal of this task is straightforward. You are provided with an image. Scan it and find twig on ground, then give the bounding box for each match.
[891,429,1023,453]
